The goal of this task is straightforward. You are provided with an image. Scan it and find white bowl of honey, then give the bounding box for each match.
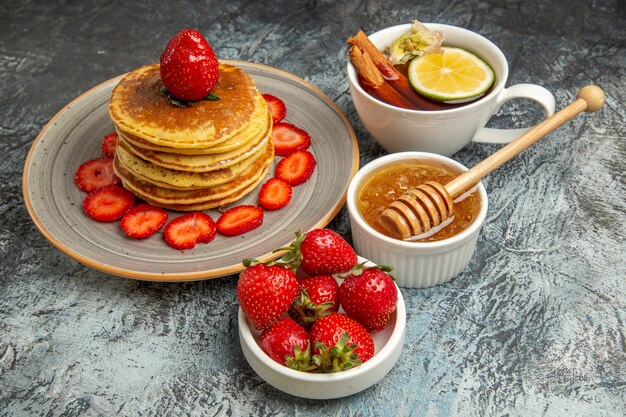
[347,152,487,288]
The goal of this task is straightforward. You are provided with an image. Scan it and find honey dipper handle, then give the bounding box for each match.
[444,85,605,199]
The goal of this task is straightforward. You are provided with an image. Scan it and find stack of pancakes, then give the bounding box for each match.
[108,63,273,211]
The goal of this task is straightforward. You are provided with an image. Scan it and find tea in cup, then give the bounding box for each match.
[346,23,556,156]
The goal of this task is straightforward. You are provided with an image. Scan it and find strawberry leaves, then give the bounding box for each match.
[159,84,220,107]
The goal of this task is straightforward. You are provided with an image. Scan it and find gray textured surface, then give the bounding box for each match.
[1,0,625,416]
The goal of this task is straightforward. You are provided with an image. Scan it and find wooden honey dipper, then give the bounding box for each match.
[380,85,606,240]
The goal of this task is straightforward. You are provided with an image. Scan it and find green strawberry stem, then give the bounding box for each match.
[241,257,298,272]
[338,262,395,280]
[159,84,220,107]
[285,343,316,372]
[272,230,305,266]
[289,289,335,327]
[242,230,307,271]
[312,332,362,373]
[242,258,259,267]
[242,231,309,271]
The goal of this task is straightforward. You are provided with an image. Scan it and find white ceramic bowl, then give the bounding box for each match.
[238,259,406,399]
[347,152,488,288]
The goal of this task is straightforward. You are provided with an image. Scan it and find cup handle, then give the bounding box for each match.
[472,84,556,144]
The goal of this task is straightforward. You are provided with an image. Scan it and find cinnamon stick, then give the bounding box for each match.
[348,46,418,110]
[347,31,447,111]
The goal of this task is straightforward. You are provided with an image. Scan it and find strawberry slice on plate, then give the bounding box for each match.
[275,150,316,186]
[262,94,286,123]
[101,132,118,158]
[82,184,135,222]
[216,205,264,237]
[258,178,292,211]
[164,212,216,250]
[120,204,168,239]
[271,122,311,156]
[74,157,120,192]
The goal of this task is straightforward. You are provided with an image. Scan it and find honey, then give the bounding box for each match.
[356,159,481,242]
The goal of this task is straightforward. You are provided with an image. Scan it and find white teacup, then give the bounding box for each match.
[347,23,556,156]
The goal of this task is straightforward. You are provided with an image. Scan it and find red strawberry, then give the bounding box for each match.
[101,132,118,158]
[283,229,357,275]
[120,204,168,239]
[262,94,286,123]
[289,275,340,327]
[216,205,263,237]
[339,265,398,333]
[259,317,313,370]
[74,157,120,192]
[275,150,316,186]
[258,178,292,211]
[271,122,311,157]
[237,262,299,330]
[160,29,219,101]
[310,312,374,372]
[82,185,135,222]
[164,212,216,250]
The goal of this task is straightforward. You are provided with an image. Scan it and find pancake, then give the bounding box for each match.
[119,165,270,212]
[115,97,271,155]
[109,63,259,149]
[118,127,270,172]
[115,138,268,190]
[113,140,275,211]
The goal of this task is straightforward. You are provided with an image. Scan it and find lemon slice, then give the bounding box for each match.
[408,47,495,103]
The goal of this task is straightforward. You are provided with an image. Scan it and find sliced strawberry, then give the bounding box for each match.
[74,157,120,193]
[82,185,135,222]
[164,212,216,250]
[216,205,264,237]
[120,204,168,239]
[275,150,316,186]
[101,132,118,158]
[262,94,286,123]
[258,178,292,211]
[271,122,311,156]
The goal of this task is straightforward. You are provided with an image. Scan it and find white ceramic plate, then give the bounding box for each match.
[238,256,406,399]
[23,61,359,281]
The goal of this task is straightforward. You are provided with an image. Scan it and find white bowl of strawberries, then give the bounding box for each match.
[237,229,406,399]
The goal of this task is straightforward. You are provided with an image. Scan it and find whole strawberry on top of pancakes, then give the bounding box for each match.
[108,29,274,212]
[160,29,220,102]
